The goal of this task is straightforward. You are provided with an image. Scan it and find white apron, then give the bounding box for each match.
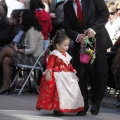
[50,50,84,109]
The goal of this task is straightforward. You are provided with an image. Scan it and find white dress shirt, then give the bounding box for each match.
[72,0,96,42]
[105,17,120,45]
[73,0,82,16]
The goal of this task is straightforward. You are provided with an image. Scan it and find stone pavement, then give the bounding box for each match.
[0,92,120,120]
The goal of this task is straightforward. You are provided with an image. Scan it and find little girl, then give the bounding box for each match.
[36,32,84,115]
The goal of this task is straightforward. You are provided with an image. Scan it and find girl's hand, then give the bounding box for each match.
[45,71,52,81]
[76,76,79,81]
[73,69,77,74]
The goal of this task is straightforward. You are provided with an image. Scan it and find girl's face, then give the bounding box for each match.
[56,39,70,53]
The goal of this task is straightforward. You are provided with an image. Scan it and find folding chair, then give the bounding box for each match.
[10,42,49,95]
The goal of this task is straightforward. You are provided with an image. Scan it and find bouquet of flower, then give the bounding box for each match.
[80,36,96,64]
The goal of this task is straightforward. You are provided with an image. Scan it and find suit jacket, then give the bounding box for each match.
[64,0,113,53]
[50,0,65,28]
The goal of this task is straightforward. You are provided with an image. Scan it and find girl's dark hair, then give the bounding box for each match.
[52,31,69,48]
[30,0,45,10]
[21,9,42,32]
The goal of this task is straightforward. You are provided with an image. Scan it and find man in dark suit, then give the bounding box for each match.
[64,0,113,116]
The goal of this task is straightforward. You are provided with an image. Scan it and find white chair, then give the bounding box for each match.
[10,42,49,95]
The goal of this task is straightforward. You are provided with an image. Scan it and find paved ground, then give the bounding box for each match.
[0,92,120,120]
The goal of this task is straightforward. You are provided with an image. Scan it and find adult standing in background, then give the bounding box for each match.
[49,0,65,39]
[30,0,52,49]
[42,0,51,12]
[64,0,113,116]
[30,0,52,84]
[116,0,120,17]
[105,0,120,46]
[105,0,120,94]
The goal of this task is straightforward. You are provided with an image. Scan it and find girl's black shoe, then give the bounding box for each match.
[76,110,86,116]
[53,110,64,116]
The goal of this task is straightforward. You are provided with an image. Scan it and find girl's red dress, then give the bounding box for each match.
[36,51,84,113]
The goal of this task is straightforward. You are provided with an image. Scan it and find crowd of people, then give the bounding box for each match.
[0,0,120,117]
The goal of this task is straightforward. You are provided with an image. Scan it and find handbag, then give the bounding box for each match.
[80,53,91,64]
[80,37,96,64]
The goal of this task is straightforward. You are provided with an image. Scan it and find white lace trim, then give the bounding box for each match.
[50,50,72,65]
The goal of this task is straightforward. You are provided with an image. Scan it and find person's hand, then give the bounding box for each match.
[77,34,86,44]
[71,72,79,82]
[50,13,56,19]
[45,71,52,81]
[74,74,79,81]
[84,28,95,38]
[11,43,18,51]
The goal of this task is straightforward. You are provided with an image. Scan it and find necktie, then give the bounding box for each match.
[75,0,83,24]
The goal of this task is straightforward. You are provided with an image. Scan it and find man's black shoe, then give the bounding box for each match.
[76,110,86,116]
[90,104,100,115]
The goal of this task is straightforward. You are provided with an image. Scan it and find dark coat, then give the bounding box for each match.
[64,0,113,53]
[111,38,120,89]
[0,16,16,46]
[50,0,65,29]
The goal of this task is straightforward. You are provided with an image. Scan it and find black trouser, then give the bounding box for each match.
[73,48,108,105]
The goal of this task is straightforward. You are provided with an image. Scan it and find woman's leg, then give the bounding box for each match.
[0,57,14,92]
[0,47,14,63]
[0,47,14,92]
